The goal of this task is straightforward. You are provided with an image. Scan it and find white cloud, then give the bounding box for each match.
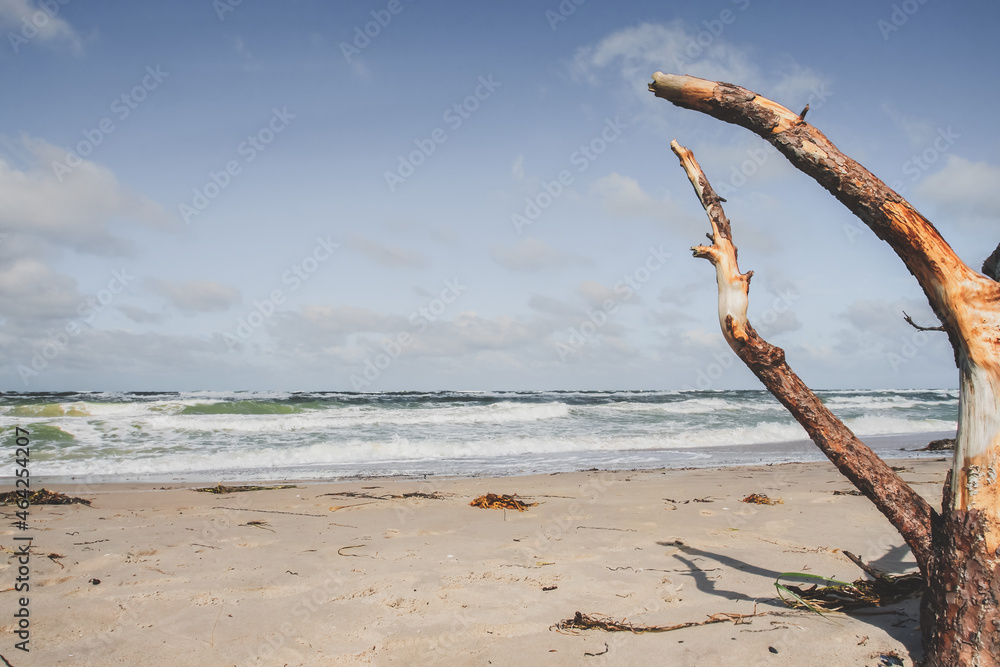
[590,172,668,221]
[573,21,831,116]
[511,154,524,181]
[300,305,407,335]
[881,104,936,147]
[0,135,175,254]
[347,234,428,268]
[444,312,534,352]
[528,293,582,319]
[577,280,636,308]
[589,172,703,235]
[765,56,832,111]
[490,237,589,272]
[118,305,164,324]
[0,0,83,54]
[572,20,756,90]
[0,257,80,323]
[916,155,1000,221]
[658,281,703,306]
[148,279,241,314]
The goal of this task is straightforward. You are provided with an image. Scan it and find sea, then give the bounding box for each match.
[1,389,958,484]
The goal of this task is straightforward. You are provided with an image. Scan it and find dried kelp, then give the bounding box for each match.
[777,577,923,612]
[775,555,924,613]
[242,520,274,532]
[741,493,782,505]
[554,610,764,635]
[469,493,536,511]
[0,489,91,505]
[194,484,297,494]
[323,490,447,501]
[338,544,373,558]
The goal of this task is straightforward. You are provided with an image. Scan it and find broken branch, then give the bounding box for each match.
[902,311,946,332]
[668,140,935,576]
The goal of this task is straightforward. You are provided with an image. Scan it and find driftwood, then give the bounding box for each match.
[666,138,934,574]
[651,72,1000,665]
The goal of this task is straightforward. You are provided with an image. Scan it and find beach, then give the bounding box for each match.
[2,456,949,666]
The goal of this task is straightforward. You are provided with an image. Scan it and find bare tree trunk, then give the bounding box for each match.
[652,73,1000,665]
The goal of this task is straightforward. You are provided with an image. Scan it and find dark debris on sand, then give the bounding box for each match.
[470,493,537,511]
[919,438,955,451]
[193,484,298,494]
[741,493,782,505]
[0,489,91,505]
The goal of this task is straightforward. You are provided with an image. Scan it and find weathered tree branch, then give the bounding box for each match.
[670,140,935,576]
[903,311,947,332]
[648,73,1000,366]
[650,72,1000,533]
[657,72,1000,665]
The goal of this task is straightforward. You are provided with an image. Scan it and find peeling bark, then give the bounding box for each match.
[922,482,1000,666]
[670,140,934,575]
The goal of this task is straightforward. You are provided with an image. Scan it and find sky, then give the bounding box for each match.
[0,0,997,392]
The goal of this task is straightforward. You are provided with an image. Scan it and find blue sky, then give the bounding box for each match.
[1,0,997,391]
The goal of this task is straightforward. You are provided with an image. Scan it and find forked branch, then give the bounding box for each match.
[670,140,935,576]
[650,73,1000,359]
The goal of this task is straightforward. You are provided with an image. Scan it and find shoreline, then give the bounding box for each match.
[2,457,948,665]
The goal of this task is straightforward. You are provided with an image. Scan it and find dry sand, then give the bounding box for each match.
[1,457,950,666]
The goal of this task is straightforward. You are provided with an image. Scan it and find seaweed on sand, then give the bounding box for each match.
[0,489,91,505]
[775,552,924,613]
[469,493,536,511]
[553,610,767,634]
[193,484,297,494]
[741,493,783,505]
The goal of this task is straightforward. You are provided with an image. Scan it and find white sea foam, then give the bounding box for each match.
[844,414,956,435]
[5,389,958,480]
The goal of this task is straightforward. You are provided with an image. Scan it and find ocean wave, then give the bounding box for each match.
[844,414,956,435]
[7,388,959,480]
[592,397,785,415]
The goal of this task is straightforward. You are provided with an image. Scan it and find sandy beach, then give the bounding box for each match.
[2,457,950,666]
